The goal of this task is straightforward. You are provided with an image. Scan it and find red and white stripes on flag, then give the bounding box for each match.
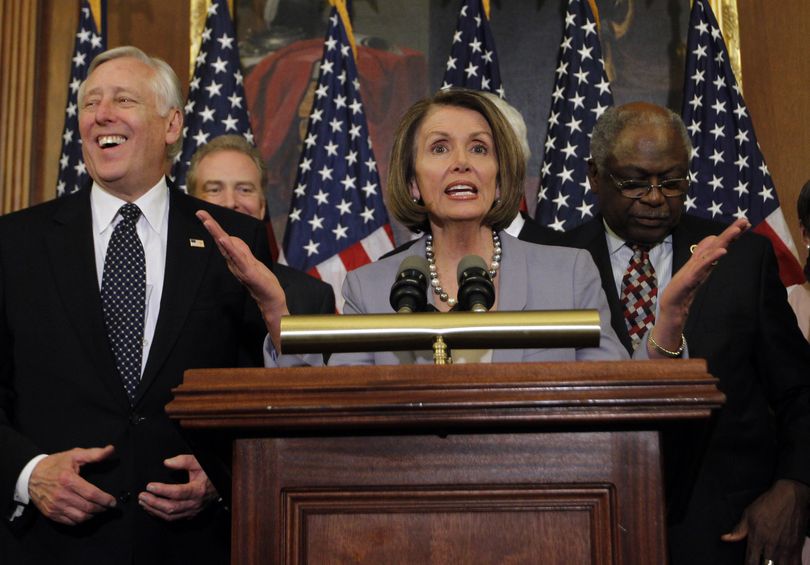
[281,0,394,311]
[682,0,804,286]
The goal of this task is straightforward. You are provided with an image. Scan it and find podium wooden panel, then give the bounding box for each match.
[168,360,722,565]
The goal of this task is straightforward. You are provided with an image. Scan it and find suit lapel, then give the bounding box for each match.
[46,189,130,406]
[492,234,529,363]
[136,190,212,403]
[671,218,709,336]
[578,219,634,354]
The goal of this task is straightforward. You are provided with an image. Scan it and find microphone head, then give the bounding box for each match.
[456,254,488,282]
[389,255,430,313]
[456,254,495,312]
[398,255,430,280]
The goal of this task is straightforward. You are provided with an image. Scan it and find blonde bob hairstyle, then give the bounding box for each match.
[386,88,525,233]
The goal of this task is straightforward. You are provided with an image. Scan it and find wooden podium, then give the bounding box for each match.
[168,360,722,565]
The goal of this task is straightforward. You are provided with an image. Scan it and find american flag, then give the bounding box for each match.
[282,1,394,312]
[56,0,105,196]
[171,0,254,192]
[440,0,504,98]
[441,0,531,213]
[534,0,613,232]
[682,0,804,286]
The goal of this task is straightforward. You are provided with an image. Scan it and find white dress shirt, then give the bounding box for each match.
[11,179,170,518]
[603,220,673,319]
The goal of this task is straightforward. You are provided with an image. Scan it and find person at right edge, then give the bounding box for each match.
[523,101,810,565]
[788,180,810,342]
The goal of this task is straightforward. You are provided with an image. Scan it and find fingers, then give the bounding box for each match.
[138,454,217,522]
[721,478,809,565]
[196,210,243,267]
[29,446,118,525]
[717,217,750,247]
[744,536,765,565]
[692,218,750,264]
[195,210,226,242]
[162,453,199,471]
[720,519,748,543]
[73,444,116,468]
[139,475,204,521]
[196,210,265,281]
[196,208,289,348]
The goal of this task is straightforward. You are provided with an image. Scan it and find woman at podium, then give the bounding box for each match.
[197,89,744,365]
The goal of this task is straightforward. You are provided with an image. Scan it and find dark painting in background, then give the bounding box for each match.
[236,0,688,246]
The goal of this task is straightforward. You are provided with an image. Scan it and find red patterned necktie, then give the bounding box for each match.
[620,243,658,351]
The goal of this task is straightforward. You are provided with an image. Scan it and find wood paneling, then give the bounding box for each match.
[739,0,810,265]
[31,0,78,207]
[169,360,723,564]
[289,486,612,565]
[106,0,190,85]
[0,0,39,213]
[168,359,722,429]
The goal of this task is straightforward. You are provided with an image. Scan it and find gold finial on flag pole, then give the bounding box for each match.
[707,0,743,93]
[329,0,359,60]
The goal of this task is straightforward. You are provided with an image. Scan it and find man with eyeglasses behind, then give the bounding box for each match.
[522,101,810,565]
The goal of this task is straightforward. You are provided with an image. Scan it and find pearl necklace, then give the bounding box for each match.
[425,230,502,307]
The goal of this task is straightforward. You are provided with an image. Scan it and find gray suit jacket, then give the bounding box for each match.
[331,232,630,365]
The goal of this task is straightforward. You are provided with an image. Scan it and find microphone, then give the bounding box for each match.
[456,255,495,313]
[389,256,430,313]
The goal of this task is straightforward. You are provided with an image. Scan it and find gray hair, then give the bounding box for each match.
[78,46,184,160]
[590,104,692,169]
[480,92,531,165]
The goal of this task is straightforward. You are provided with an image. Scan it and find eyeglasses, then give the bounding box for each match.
[608,173,689,199]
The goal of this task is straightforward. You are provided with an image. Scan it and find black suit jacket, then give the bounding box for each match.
[273,263,335,315]
[524,214,810,565]
[0,186,271,565]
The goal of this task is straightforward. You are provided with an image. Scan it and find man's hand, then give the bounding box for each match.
[196,209,288,351]
[650,217,749,355]
[137,454,218,522]
[721,479,810,565]
[28,445,117,526]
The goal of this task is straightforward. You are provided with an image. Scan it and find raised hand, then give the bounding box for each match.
[649,217,749,355]
[196,210,289,350]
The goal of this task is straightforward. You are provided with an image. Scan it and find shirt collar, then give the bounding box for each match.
[602,218,673,256]
[91,177,170,234]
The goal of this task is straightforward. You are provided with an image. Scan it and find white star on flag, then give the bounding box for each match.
[171,0,254,192]
[441,0,505,98]
[56,1,106,196]
[281,1,394,312]
[535,0,613,231]
[682,0,804,286]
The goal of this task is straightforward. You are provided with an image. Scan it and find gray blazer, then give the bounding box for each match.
[331,232,630,365]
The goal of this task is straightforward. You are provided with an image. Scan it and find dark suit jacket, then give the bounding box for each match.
[0,186,271,565]
[273,263,335,315]
[523,214,810,565]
